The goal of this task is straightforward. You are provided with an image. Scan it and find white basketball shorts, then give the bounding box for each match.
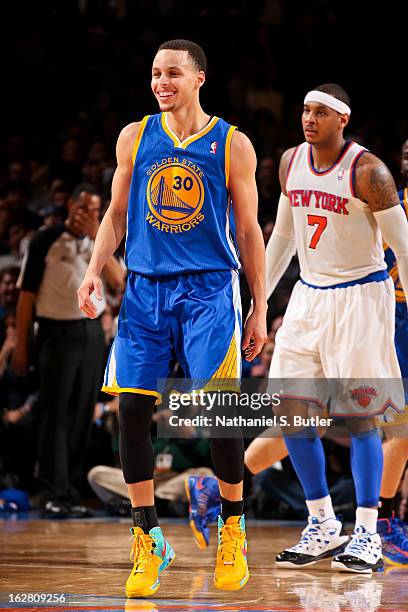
[269,277,405,418]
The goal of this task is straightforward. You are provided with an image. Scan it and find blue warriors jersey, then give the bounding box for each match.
[384,188,408,305]
[125,113,240,276]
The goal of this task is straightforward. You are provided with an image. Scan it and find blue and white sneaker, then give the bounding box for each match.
[378,515,408,566]
[332,525,384,574]
[276,516,349,568]
[185,475,221,549]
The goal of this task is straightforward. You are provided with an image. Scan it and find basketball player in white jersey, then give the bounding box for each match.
[265,84,408,573]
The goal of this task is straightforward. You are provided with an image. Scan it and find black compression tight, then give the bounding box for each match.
[210,436,244,484]
[119,393,156,484]
[119,393,245,485]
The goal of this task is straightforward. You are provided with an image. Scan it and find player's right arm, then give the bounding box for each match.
[355,152,408,300]
[265,148,297,299]
[77,121,139,318]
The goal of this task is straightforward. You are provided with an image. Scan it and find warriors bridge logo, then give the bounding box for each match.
[146,159,205,233]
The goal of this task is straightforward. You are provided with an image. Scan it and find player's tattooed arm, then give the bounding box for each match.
[355,152,400,212]
[279,147,297,196]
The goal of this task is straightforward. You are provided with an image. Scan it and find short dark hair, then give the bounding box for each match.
[314,83,350,107]
[71,182,100,201]
[0,266,20,281]
[157,39,207,72]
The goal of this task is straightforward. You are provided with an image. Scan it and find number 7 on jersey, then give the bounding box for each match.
[307,214,327,249]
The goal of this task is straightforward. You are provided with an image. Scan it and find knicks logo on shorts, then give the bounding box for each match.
[146,162,205,233]
[350,386,378,408]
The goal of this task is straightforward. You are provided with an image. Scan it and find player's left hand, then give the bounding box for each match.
[242,309,267,362]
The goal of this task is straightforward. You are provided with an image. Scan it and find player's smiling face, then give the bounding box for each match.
[302,102,348,146]
[151,49,204,112]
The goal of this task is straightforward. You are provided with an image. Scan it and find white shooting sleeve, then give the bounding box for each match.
[375,205,408,299]
[266,193,297,299]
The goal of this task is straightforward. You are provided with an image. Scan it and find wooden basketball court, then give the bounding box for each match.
[1,519,407,611]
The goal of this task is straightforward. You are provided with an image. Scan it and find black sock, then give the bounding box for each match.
[131,505,159,532]
[378,496,395,519]
[221,497,244,522]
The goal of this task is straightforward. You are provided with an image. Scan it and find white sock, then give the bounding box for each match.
[355,507,378,534]
[306,495,335,521]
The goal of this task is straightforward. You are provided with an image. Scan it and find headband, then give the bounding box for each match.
[304,90,351,115]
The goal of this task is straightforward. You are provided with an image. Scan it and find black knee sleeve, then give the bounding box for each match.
[211,437,244,484]
[119,393,156,484]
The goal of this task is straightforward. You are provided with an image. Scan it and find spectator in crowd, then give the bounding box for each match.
[0,308,37,493]
[0,183,40,271]
[29,179,70,215]
[0,267,20,336]
[0,311,17,377]
[51,139,84,187]
[7,161,30,184]
[0,218,32,271]
[38,204,66,229]
[0,197,13,253]
[4,180,30,214]
[11,183,125,517]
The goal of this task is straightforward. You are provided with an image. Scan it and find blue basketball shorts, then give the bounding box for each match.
[102,270,242,402]
[395,302,408,380]
[395,301,408,407]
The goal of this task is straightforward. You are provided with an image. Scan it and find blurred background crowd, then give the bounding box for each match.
[0,0,407,519]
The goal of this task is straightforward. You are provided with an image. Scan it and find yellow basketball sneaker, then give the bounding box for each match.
[214,515,249,591]
[125,526,175,598]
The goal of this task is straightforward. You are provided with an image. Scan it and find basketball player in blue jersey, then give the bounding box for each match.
[78,40,267,596]
[264,83,408,574]
[377,138,408,564]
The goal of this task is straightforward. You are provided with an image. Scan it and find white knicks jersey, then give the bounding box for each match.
[286,141,387,286]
